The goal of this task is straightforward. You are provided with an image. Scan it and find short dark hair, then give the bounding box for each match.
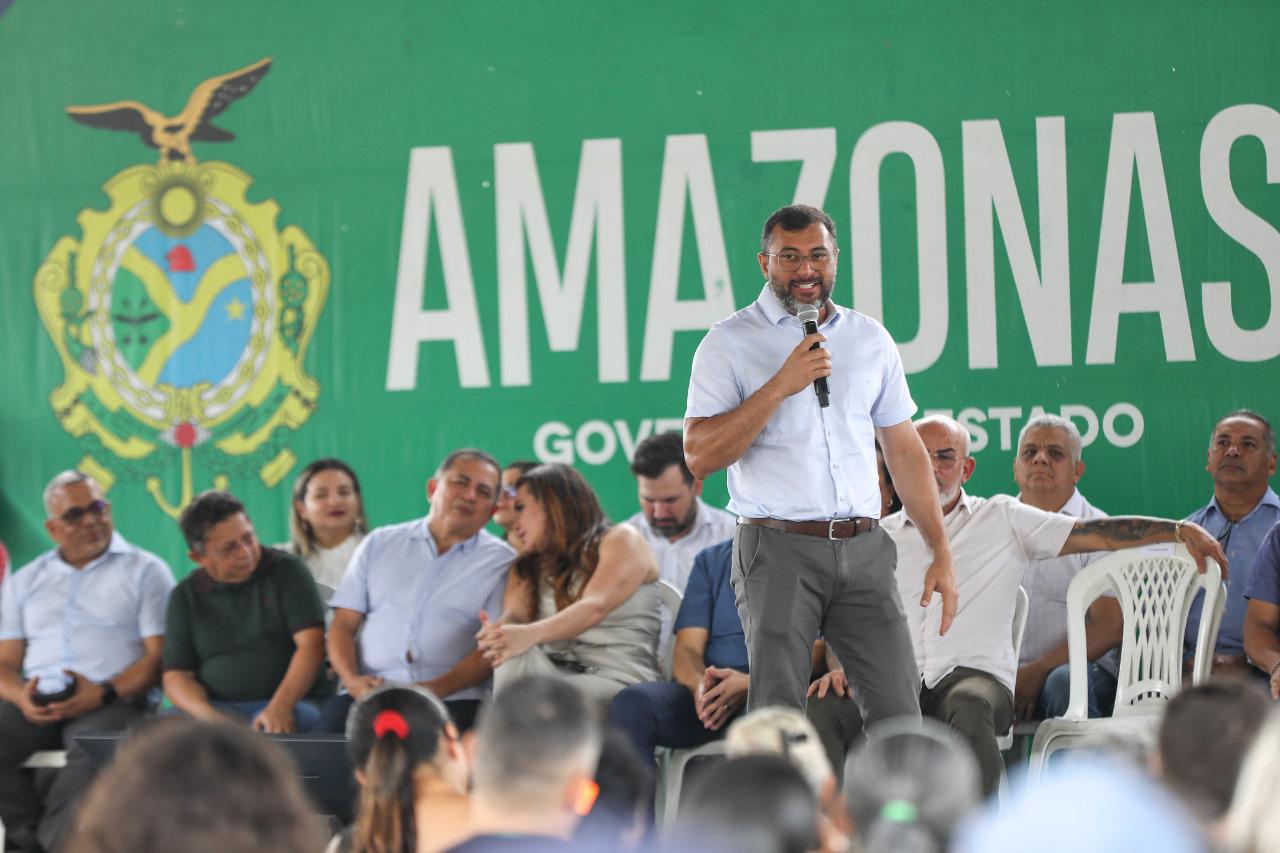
[1158,681,1269,822]
[760,204,838,252]
[435,448,502,480]
[179,490,246,553]
[1211,409,1276,456]
[473,676,602,810]
[503,459,539,477]
[675,755,820,853]
[629,431,692,485]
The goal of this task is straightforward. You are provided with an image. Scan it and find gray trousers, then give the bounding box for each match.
[731,523,920,721]
[919,666,1012,799]
[0,697,147,852]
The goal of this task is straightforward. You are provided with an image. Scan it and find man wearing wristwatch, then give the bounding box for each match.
[0,471,174,853]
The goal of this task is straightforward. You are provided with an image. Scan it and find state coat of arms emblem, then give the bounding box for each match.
[33,58,329,517]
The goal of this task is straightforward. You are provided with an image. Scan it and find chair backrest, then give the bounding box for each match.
[654,580,684,679]
[1062,544,1224,720]
[1011,585,1030,662]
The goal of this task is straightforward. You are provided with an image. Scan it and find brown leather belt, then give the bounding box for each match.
[741,516,878,540]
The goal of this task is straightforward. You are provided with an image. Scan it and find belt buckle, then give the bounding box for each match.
[828,518,840,540]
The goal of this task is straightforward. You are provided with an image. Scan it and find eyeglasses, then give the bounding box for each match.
[500,485,518,500]
[928,450,964,470]
[761,249,838,272]
[53,499,110,526]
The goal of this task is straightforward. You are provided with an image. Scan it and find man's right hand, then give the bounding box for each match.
[806,669,850,700]
[17,678,59,726]
[342,674,384,701]
[768,332,831,398]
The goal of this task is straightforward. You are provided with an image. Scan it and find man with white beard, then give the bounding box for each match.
[807,415,1226,797]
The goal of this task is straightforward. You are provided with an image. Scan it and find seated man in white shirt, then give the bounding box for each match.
[808,415,1226,797]
[1012,414,1122,721]
[624,431,736,592]
[0,471,174,852]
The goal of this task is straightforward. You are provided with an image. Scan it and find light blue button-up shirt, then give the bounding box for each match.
[0,532,174,682]
[330,516,514,701]
[1183,487,1280,657]
[686,286,917,520]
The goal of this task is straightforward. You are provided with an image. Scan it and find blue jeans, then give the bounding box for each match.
[1036,662,1118,719]
[210,699,322,732]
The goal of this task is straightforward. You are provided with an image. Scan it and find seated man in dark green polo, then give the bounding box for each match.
[163,490,329,732]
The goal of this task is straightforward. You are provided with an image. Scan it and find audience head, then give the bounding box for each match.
[510,463,610,611]
[915,415,975,513]
[179,490,261,583]
[673,754,821,853]
[64,718,324,853]
[574,728,654,850]
[288,458,367,556]
[1014,414,1085,511]
[471,676,603,835]
[874,440,903,517]
[957,757,1201,853]
[346,684,466,853]
[1155,680,1268,827]
[1223,707,1280,853]
[426,449,502,544]
[845,717,981,853]
[725,706,833,798]
[630,431,701,542]
[1206,409,1277,497]
[493,459,538,541]
[42,469,113,568]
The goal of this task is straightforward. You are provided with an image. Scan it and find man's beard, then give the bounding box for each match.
[651,506,698,540]
[770,275,832,316]
[937,479,961,509]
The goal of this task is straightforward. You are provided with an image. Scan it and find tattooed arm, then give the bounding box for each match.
[1060,517,1228,576]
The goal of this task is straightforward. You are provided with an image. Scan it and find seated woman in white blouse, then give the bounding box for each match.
[279,458,368,597]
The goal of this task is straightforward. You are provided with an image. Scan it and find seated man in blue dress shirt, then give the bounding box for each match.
[0,471,174,853]
[1183,410,1278,677]
[1243,520,1280,697]
[321,449,515,732]
[607,538,746,762]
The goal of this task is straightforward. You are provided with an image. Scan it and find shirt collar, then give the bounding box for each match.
[1015,488,1087,516]
[52,531,132,572]
[755,285,842,329]
[1208,487,1280,523]
[412,516,479,557]
[902,490,974,527]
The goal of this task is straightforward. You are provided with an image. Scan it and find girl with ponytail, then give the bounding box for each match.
[337,685,471,853]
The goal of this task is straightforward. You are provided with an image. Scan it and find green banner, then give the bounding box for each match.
[1,0,1277,575]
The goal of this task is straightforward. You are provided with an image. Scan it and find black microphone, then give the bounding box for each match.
[796,303,830,408]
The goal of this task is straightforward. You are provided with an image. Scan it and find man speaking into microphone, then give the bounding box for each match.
[684,204,956,724]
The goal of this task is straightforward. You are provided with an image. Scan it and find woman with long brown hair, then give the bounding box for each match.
[280,457,369,595]
[475,463,661,703]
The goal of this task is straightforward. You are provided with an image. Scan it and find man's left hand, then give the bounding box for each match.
[252,702,296,734]
[1181,521,1229,579]
[696,666,748,731]
[45,670,106,721]
[920,554,958,635]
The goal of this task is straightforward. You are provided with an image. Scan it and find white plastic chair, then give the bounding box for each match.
[1027,544,1225,779]
[656,738,726,826]
[998,586,1030,753]
[22,750,67,769]
[653,580,683,680]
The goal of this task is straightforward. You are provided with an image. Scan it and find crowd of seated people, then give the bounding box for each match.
[0,410,1276,851]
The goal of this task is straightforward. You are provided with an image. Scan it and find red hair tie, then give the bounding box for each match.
[373,709,410,740]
